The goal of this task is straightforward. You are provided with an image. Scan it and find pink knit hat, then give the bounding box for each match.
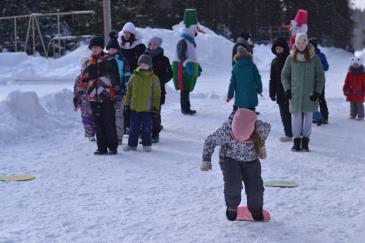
[231,108,257,142]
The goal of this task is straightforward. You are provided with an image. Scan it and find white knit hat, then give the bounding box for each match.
[122,22,136,35]
[351,56,362,66]
[295,33,308,46]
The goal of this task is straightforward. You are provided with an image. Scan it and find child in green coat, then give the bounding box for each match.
[124,53,161,152]
[227,46,262,111]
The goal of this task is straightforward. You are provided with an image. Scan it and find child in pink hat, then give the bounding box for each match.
[200,108,271,221]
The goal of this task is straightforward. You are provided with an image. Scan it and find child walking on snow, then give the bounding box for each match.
[124,53,161,152]
[200,108,271,221]
[343,57,365,120]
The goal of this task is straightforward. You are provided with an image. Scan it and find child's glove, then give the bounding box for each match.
[258,146,267,160]
[73,96,80,109]
[114,101,121,110]
[309,91,319,101]
[200,161,212,171]
[152,108,159,114]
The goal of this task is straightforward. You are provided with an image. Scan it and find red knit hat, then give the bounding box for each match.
[231,108,257,143]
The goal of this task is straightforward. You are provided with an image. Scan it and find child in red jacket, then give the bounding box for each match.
[343,57,365,120]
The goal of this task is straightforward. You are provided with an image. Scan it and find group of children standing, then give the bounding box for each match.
[73,22,172,154]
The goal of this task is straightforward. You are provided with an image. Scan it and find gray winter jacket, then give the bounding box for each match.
[202,112,271,162]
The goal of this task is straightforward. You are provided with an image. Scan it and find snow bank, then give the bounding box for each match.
[0,23,239,83]
[0,46,89,84]
[0,89,78,145]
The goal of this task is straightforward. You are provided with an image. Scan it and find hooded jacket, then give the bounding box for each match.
[269,38,290,103]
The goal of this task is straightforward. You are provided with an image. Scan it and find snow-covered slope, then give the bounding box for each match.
[1,25,365,243]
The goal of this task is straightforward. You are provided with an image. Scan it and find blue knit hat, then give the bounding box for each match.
[106,31,120,50]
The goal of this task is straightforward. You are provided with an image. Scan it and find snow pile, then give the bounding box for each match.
[0,89,78,145]
[0,46,89,84]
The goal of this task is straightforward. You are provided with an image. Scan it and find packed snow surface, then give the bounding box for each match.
[1,24,364,243]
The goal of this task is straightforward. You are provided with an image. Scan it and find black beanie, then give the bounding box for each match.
[106,31,120,50]
[89,36,104,50]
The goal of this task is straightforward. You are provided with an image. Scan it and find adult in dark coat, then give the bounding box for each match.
[147,37,173,143]
[269,37,292,141]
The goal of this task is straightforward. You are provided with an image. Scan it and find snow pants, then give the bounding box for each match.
[278,101,292,137]
[220,158,264,215]
[319,86,329,120]
[151,106,161,137]
[350,102,364,118]
[128,111,152,147]
[292,112,313,138]
[80,98,95,138]
[91,101,118,152]
[180,91,191,112]
[115,99,125,142]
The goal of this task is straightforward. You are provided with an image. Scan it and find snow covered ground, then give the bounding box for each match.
[1,25,365,243]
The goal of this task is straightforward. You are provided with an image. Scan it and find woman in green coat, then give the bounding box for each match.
[281,33,324,152]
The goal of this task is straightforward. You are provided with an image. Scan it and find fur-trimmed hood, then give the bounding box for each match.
[233,52,253,62]
[290,43,316,62]
[118,30,143,50]
[271,37,290,57]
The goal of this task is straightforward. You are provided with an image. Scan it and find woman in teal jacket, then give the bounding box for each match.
[281,33,324,152]
[227,46,262,111]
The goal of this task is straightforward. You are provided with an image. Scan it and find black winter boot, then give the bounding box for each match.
[182,109,196,115]
[248,205,264,221]
[226,207,237,221]
[301,137,310,152]
[291,138,301,152]
[152,134,159,143]
[94,149,108,155]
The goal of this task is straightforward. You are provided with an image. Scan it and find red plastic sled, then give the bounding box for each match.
[236,206,271,222]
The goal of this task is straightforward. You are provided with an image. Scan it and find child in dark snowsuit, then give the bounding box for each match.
[343,57,365,120]
[269,38,292,142]
[201,108,271,221]
[147,36,173,143]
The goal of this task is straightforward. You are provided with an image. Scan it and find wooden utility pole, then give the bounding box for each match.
[103,0,112,42]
